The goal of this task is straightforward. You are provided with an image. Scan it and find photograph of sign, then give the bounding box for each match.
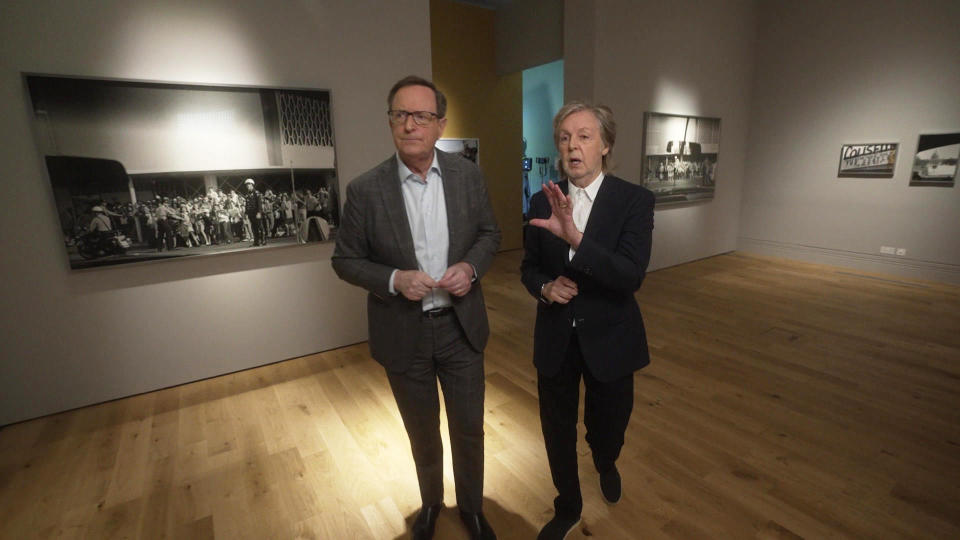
[837,143,898,177]
[910,132,959,187]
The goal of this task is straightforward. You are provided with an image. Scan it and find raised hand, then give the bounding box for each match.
[529,181,583,249]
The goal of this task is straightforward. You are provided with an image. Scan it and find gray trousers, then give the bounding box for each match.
[386,310,486,513]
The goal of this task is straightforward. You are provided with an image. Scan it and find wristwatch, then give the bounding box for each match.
[539,281,552,304]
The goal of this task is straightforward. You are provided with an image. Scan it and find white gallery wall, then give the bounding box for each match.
[0,0,432,425]
[563,0,758,271]
[739,0,960,283]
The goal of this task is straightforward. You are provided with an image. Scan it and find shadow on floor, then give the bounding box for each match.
[393,497,539,539]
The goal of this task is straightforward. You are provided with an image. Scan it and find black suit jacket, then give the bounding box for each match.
[332,151,501,372]
[521,175,654,382]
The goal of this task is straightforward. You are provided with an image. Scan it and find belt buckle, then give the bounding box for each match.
[423,307,451,319]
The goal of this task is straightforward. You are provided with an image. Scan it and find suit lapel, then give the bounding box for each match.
[580,176,613,243]
[438,151,460,265]
[377,156,419,270]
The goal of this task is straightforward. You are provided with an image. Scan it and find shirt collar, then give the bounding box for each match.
[397,151,442,184]
[570,172,605,202]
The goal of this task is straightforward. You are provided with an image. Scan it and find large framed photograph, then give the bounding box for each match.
[910,132,959,187]
[837,143,898,178]
[25,74,340,270]
[641,112,720,205]
[436,138,479,164]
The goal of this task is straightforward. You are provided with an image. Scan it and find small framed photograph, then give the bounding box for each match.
[837,143,898,178]
[436,138,479,165]
[641,112,720,205]
[910,132,959,187]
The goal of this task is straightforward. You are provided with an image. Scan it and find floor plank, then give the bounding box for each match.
[1,250,958,539]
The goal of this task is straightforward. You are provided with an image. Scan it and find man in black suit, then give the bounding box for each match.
[242,178,266,246]
[332,76,500,540]
[521,101,654,540]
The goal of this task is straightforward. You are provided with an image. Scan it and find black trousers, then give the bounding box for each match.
[247,211,266,245]
[156,218,175,251]
[538,330,634,518]
[386,311,486,513]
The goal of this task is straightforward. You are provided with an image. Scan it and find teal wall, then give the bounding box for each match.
[522,59,563,210]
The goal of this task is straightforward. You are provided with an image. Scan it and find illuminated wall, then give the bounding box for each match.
[739,0,960,283]
[431,0,523,251]
[563,0,757,271]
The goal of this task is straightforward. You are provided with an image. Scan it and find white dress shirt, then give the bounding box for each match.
[568,172,605,260]
[390,152,452,311]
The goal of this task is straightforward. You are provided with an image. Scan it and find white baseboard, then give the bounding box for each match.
[737,237,960,285]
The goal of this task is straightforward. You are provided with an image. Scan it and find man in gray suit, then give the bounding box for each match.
[331,76,500,540]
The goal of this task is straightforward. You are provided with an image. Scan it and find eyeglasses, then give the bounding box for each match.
[388,109,441,126]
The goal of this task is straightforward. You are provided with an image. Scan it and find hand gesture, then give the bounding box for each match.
[394,270,438,301]
[437,262,474,297]
[529,181,583,249]
[542,275,578,304]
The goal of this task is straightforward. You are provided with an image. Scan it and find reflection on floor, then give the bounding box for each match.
[1,250,958,538]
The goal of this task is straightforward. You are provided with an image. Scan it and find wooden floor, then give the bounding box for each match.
[2,250,959,539]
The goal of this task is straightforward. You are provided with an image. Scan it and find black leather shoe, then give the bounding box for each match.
[599,465,622,504]
[411,504,442,540]
[459,511,496,540]
[537,514,581,540]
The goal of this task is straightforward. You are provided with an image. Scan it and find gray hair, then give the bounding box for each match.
[553,101,616,171]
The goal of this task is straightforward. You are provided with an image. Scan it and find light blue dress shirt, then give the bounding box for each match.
[390,152,452,311]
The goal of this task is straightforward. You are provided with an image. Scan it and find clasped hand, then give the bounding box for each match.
[529,181,583,250]
[395,262,474,301]
[542,275,578,304]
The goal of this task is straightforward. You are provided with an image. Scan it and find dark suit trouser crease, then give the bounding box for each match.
[538,330,634,518]
[247,211,265,244]
[386,312,485,513]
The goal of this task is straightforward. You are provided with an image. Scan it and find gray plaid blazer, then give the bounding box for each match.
[332,150,501,372]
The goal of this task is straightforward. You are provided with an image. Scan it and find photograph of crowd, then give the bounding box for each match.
[48,157,338,269]
[26,75,339,269]
[641,112,720,205]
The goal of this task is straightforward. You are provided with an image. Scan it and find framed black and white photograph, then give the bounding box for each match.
[436,137,479,164]
[910,132,959,187]
[25,74,340,270]
[641,112,720,205]
[837,143,898,178]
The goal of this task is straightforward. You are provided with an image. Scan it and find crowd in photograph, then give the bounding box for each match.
[646,155,717,185]
[67,185,337,252]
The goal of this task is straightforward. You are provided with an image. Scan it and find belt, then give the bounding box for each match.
[422,306,454,319]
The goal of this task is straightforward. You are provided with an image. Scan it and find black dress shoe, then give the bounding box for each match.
[599,465,622,504]
[411,504,442,540]
[537,514,581,540]
[459,510,496,540]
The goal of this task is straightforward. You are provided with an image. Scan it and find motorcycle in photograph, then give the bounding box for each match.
[74,230,132,260]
